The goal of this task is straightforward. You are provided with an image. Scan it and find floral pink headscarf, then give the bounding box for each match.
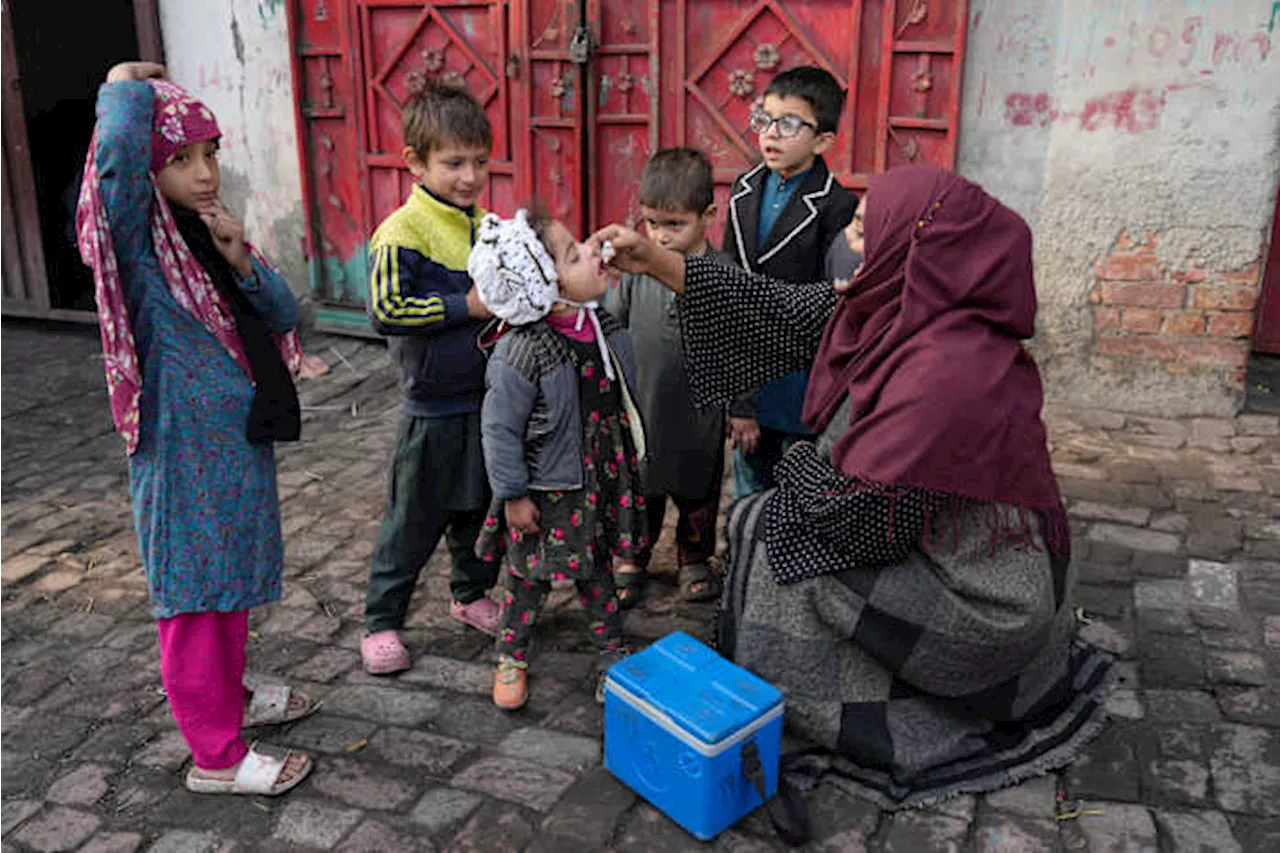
[77,79,302,455]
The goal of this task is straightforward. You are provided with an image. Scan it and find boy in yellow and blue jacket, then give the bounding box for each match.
[361,81,500,675]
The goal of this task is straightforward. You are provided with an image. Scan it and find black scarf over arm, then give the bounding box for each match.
[171,205,300,444]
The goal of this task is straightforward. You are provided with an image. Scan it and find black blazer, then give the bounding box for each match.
[721,155,857,420]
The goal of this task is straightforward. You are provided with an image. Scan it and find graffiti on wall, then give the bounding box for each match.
[976,4,1274,133]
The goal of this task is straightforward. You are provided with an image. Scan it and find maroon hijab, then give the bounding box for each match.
[802,166,1065,527]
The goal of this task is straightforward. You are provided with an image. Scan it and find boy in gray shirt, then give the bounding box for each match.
[605,148,729,607]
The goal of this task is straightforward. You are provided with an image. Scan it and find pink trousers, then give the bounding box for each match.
[156,610,250,770]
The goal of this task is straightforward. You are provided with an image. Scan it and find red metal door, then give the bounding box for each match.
[1255,187,1280,354]
[509,0,589,235]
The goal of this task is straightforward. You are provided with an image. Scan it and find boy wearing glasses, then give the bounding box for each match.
[723,66,857,497]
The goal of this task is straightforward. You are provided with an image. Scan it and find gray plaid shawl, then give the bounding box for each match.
[717,473,1114,810]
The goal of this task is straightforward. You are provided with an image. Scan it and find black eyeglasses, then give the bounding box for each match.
[748,111,818,138]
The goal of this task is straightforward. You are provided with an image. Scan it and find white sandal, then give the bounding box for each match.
[243,684,318,728]
[185,745,313,796]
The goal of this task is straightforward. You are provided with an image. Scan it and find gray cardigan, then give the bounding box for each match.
[481,312,643,500]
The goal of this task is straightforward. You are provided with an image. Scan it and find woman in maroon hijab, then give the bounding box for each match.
[594,166,1113,810]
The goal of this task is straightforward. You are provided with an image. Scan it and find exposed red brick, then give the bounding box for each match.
[1096,252,1161,281]
[1175,338,1249,368]
[1163,310,1206,336]
[1093,306,1122,332]
[1100,282,1185,308]
[1218,262,1261,285]
[1191,285,1258,311]
[1121,308,1162,333]
[1096,334,1178,361]
[1207,312,1255,339]
[1173,267,1209,284]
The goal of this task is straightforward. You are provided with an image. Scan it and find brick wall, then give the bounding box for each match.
[1089,231,1262,389]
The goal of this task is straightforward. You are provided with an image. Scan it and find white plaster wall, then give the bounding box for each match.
[958,0,1280,417]
[157,0,308,298]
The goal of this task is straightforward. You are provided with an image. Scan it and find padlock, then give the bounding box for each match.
[568,26,592,64]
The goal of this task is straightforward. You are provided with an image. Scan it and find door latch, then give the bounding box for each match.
[568,26,592,64]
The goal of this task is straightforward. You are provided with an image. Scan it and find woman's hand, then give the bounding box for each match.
[833,277,853,295]
[505,497,541,536]
[200,202,253,278]
[590,224,687,294]
[106,62,166,83]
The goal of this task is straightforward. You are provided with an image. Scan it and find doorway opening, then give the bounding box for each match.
[8,0,141,312]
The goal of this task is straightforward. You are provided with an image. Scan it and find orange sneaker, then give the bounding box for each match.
[493,658,528,710]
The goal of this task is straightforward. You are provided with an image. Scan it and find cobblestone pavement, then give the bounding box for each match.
[3,320,1280,852]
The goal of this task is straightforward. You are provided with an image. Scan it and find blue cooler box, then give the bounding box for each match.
[603,632,784,841]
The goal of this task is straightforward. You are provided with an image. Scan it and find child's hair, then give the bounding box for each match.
[638,148,714,214]
[763,66,845,135]
[402,80,493,158]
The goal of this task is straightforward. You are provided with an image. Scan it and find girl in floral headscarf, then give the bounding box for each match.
[77,61,313,796]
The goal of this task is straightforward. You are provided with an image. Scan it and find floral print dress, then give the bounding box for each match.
[477,336,647,659]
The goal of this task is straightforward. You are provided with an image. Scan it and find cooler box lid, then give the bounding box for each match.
[606,631,784,748]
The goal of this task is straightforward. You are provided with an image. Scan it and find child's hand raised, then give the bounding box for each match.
[505,497,541,536]
[106,62,166,83]
[200,203,253,278]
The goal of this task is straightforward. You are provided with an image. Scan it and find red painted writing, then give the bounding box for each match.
[1004,85,1190,134]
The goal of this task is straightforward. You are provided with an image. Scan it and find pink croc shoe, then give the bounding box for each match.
[450,597,500,637]
[361,630,410,676]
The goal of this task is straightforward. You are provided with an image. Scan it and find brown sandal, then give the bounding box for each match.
[679,563,721,603]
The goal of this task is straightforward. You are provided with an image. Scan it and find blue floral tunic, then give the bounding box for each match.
[94,81,300,618]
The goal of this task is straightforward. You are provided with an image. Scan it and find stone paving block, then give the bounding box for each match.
[78,832,144,853]
[1199,625,1258,651]
[293,647,361,683]
[45,762,112,806]
[10,806,101,852]
[982,775,1058,819]
[427,696,522,745]
[0,553,55,584]
[398,655,493,695]
[1153,809,1241,853]
[880,810,969,853]
[321,685,442,726]
[538,766,636,845]
[1106,689,1145,720]
[1089,524,1180,555]
[1072,803,1157,852]
[1218,685,1280,726]
[273,800,364,850]
[443,801,536,853]
[368,727,477,775]
[1134,579,1189,611]
[613,803,707,851]
[1265,615,1280,649]
[145,831,220,853]
[1229,815,1280,852]
[132,730,190,771]
[1064,724,1141,802]
[1209,724,1280,816]
[0,800,41,836]
[1135,725,1210,808]
[1079,619,1132,656]
[1137,606,1195,635]
[1071,501,1152,527]
[451,756,577,812]
[48,612,116,640]
[1143,690,1221,722]
[497,727,601,772]
[710,830,785,852]
[336,820,436,853]
[970,812,1060,853]
[1206,651,1268,686]
[1139,635,1206,690]
[1186,560,1241,625]
[311,756,420,810]
[408,788,483,835]
[282,715,378,755]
